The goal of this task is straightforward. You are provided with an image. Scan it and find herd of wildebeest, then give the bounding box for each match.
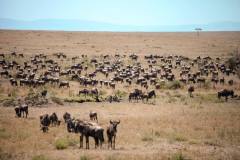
[0,51,239,149]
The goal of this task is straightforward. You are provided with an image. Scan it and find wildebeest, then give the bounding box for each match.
[188,86,194,97]
[142,90,156,102]
[129,89,143,102]
[89,111,98,122]
[59,81,70,88]
[41,90,47,97]
[49,112,60,126]
[40,114,51,132]
[14,104,28,118]
[69,119,104,149]
[63,112,71,123]
[107,120,120,149]
[218,89,234,101]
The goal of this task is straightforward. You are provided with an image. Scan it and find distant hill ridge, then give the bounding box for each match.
[0,18,240,31]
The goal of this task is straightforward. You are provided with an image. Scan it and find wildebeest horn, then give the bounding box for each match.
[110,120,113,124]
[118,120,120,124]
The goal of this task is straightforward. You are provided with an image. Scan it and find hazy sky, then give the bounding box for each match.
[0,0,240,25]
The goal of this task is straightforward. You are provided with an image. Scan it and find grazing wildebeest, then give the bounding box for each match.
[188,86,194,97]
[41,90,47,97]
[79,89,89,97]
[49,112,60,126]
[107,120,120,149]
[89,111,98,122]
[142,90,156,102]
[63,112,71,123]
[218,89,234,101]
[59,81,70,88]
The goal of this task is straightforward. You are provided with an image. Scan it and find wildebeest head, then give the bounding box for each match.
[110,120,120,133]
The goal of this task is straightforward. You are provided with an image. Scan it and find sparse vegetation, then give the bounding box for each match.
[32,155,49,160]
[51,96,64,105]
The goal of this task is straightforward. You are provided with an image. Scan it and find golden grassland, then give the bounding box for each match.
[0,30,240,160]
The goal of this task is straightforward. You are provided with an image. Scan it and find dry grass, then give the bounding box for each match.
[0,30,240,160]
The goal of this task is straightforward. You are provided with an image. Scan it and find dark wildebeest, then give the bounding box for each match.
[79,89,89,97]
[218,89,234,101]
[59,81,70,88]
[41,90,47,97]
[128,89,143,102]
[107,120,120,149]
[188,86,194,97]
[142,90,156,102]
[40,114,51,132]
[63,112,71,123]
[71,120,104,149]
[14,106,21,117]
[10,78,18,86]
[89,111,98,122]
[15,104,28,118]
[49,112,60,126]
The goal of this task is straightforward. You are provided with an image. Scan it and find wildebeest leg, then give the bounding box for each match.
[86,136,89,149]
[108,136,111,149]
[25,111,28,118]
[113,135,116,149]
[79,135,83,148]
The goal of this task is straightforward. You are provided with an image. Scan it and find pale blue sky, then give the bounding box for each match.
[0,0,240,26]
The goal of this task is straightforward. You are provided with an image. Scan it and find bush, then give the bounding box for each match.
[32,155,49,160]
[167,80,182,89]
[51,97,63,105]
[55,138,68,150]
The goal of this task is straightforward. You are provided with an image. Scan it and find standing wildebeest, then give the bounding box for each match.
[218,89,234,101]
[71,120,104,149]
[142,90,156,102]
[188,86,194,97]
[89,111,98,122]
[15,104,28,118]
[63,112,71,123]
[40,114,51,132]
[129,89,143,102]
[49,112,60,126]
[107,120,120,149]
[59,81,70,88]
